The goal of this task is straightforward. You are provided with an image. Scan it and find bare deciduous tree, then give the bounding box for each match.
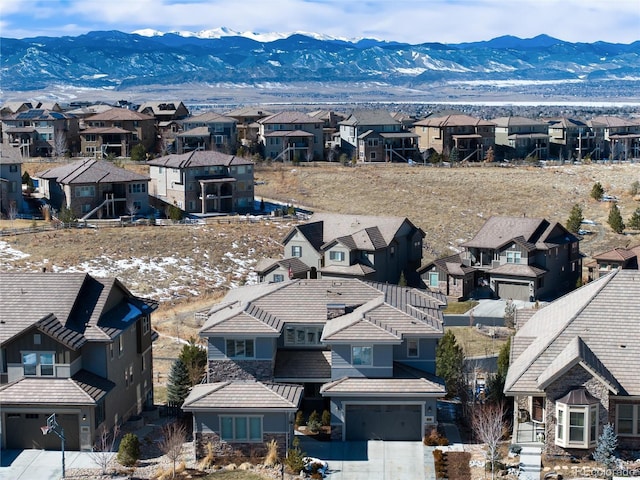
[126,199,139,221]
[53,131,68,159]
[160,421,187,479]
[89,424,120,475]
[8,201,18,227]
[471,401,507,480]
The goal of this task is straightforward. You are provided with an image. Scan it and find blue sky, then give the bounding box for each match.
[1,0,639,44]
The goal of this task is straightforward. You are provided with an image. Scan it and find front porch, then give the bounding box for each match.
[515,420,546,446]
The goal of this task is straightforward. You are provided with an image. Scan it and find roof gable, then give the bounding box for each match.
[182,381,303,409]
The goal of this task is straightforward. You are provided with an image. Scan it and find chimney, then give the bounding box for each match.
[327,303,346,320]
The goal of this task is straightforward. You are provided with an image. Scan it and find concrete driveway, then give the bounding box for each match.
[0,449,108,480]
[298,438,433,480]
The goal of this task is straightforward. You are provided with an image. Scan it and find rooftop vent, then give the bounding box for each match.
[327,303,346,320]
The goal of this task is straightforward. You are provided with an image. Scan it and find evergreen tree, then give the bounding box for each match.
[166,358,190,406]
[486,337,511,404]
[628,207,640,230]
[179,337,207,386]
[593,423,618,470]
[449,147,459,163]
[607,203,625,234]
[398,271,407,287]
[591,182,604,201]
[130,143,146,162]
[436,330,464,398]
[565,204,584,234]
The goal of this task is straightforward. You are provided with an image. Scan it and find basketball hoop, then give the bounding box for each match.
[40,425,51,435]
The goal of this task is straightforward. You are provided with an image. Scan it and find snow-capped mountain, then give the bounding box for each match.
[1,29,638,93]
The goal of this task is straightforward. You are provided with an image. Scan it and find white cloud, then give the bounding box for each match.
[1,0,638,43]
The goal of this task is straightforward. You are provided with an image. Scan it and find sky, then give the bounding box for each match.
[1,0,639,44]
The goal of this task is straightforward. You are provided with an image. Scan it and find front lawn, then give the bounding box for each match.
[443,300,478,314]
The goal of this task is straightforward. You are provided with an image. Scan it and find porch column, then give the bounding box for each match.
[200,181,205,214]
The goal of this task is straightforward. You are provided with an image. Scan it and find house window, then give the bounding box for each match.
[142,316,150,334]
[370,152,376,160]
[75,185,95,197]
[284,326,324,346]
[81,204,91,213]
[9,164,18,172]
[85,134,97,142]
[556,402,598,448]
[616,404,640,436]
[128,183,146,193]
[291,246,302,257]
[329,251,345,262]
[390,246,395,257]
[407,339,419,358]
[429,272,439,287]
[22,352,54,376]
[273,274,284,283]
[351,346,372,366]
[214,135,225,144]
[506,251,522,264]
[220,416,262,442]
[95,399,106,426]
[226,339,255,358]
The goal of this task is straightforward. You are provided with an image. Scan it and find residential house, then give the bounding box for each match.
[257,111,324,162]
[413,114,495,162]
[339,110,419,163]
[418,253,476,301]
[546,117,594,161]
[308,110,346,150]
[587,116,640,161]
[80,107,156,158]
[0,272,157,451]
[2,109,80,158]
[0,102,34,116]
[277,213,425,286]
[492,116,550,160]
[585,245,640,281]
[255,257,311,284]
[177,112,238,154]
[35,159,151,219]
[147,151,254,215]
[505,269,640,455]
[182,278,447,457]
[453,216,581,301]
[138,101,190,122]
[225,107,274,148]
[0,144,24,216]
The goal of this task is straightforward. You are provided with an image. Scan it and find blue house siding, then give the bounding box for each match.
[393,338,438,374]
[330,344,394,379]
[207,337,274,361]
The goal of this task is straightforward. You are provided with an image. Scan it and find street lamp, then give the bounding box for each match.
[41,413,65,479]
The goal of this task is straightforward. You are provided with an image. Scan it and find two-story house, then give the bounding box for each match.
[0,272,157,451]
[505,269,640,456]
[138,101,190,122]
[0,144,24,216]
[585,245,640,281]
[308,110,347,150]
[225,107,274,148]
[423,216,581,301]
[177,111,238,154]
[545,117,595,161]
[35,159,151,219]
[413,114,495,162]
[492,116,550,160]
[257,213,424,286]
[80,107,156,158]
[182,279,446,458]
[339,110,419,163]
[257,111,324,162]
[587,115,640,162]
[147,151,254,215]
[2,109,80,158]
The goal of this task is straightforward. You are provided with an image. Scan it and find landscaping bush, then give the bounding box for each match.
[294,410,304,428]
[117,433,140,467]
[321,409,331,427]
[285,438,305,474]
[307,410,321,434]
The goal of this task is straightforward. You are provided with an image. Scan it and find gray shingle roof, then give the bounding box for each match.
[490,264,547,277]
[254,257,310,276]
[273,350,331,381]
[340,109,400,127]
[259,111,318,124]
[200,279,444,342]
[505,269,640,396]
[35,159,149,184]
[182,380,303,410]
[147,150,253,168]
[0,144,23,164]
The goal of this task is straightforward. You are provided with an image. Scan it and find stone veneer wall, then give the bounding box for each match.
[194,432,288,459]
[543,365,610,458]
[208,360,273,382]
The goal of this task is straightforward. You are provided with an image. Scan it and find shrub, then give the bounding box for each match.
[198,442,215,470]
[264,439,278,467]
[294,410,304,428]
[285,438,305,474]
[591,182,604,201]
[307,410,321,434]
[321,409,331,427]
[630,180,640,196]
[117,433,140,467]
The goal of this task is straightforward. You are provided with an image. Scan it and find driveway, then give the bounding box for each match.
[298,437,433,480]
[0,449,107,480]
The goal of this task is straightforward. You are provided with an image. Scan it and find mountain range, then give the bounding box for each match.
[1,29,639,95]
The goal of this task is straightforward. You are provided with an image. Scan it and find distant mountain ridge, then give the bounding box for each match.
[1,29,638,93]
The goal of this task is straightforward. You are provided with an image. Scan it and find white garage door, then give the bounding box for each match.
[345,404,422,441]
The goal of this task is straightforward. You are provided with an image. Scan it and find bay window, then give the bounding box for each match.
[555,391,599,448]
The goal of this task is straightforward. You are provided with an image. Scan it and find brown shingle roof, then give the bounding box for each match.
[86,107,154,122]
[182,381,303,410]
[148,150,253,168]
[35,159,149,184]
